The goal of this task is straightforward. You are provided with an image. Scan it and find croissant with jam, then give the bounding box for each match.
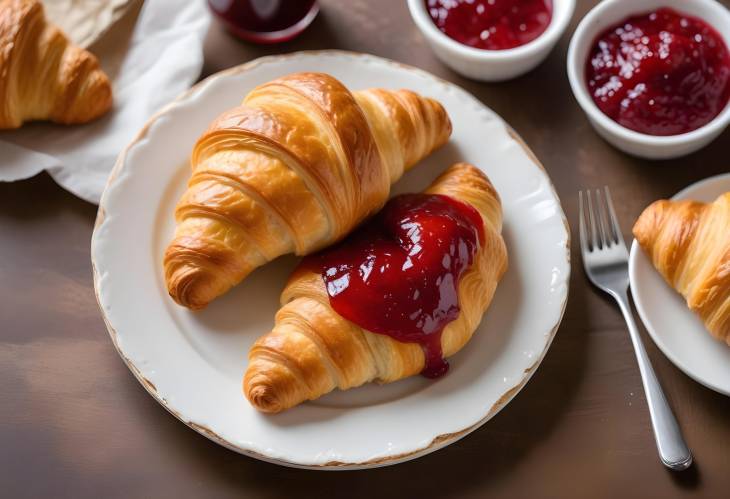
[633,193,730,344]
[244,163,508,413]
[164,72,452,310]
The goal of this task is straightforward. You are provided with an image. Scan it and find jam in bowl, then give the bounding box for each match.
[567,0,730,159]
[408,0,575,81]
[585,7,730,136]
[425,0,553,50]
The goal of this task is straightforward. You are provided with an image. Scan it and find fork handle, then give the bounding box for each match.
[612,288,693,471]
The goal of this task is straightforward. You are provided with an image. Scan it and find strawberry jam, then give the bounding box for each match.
[207,0,318,44]
[425,0,552,50]
[586,8,730,136]
[302,194,484,378]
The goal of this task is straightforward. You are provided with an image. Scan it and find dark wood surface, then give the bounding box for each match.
[2,1,729,497]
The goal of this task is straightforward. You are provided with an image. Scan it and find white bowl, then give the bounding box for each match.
[408,0,575,81]
[567,0,730,160]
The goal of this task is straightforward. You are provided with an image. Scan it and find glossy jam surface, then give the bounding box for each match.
[207,0,318,43]
[586,8,730,136]
[303,194,484,378]
[425,0,552,50]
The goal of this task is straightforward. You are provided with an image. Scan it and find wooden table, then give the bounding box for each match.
[2,1,729,497]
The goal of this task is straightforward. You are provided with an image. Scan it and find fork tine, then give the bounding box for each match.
[595,188,611,247]
[603,186,625,246]
[579,191,589,252]
[586,189,601,250]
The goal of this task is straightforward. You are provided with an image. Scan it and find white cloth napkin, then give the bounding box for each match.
[0,0,211,204]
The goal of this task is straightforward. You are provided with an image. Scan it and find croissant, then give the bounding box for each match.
[0,0,112,129]
[244,162,508,413]
[165,72,451,310]
[633,193,730,344]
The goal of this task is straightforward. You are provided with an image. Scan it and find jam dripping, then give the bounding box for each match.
[302,193,484,378]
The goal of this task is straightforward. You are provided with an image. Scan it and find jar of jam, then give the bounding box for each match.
[208,0,319,44]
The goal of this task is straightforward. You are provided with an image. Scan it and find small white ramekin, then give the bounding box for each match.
[567,0,730,160]
[408,0,576,81]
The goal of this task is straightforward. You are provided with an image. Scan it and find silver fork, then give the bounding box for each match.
[579,187,692,471]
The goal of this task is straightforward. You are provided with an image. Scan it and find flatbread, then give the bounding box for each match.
[42,0,138,48]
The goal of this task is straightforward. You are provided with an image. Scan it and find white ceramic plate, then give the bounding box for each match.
[630,174,730,396]
[92,51,570,469]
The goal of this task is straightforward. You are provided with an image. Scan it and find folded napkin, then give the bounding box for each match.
[0,0,211,204]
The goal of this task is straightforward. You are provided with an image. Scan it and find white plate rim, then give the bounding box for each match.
[91,50,572,469]
[629,173,730,396]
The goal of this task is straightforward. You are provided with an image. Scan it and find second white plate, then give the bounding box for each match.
[630,173,730,396]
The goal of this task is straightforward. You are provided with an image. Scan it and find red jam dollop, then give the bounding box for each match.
[585,8,730,136]
[302,194,484,378]
[425,0,552,50]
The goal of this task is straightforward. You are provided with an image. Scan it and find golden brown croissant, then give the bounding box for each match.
[165,72,452,310]
[244,163,508,413]
[633,192,730,344]
[0,0,112,129]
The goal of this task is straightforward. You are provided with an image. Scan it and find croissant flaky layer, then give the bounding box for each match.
[244,163,508,413]
[633,193,730,344]
[0,0,112,128]
[165,72,451,309]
